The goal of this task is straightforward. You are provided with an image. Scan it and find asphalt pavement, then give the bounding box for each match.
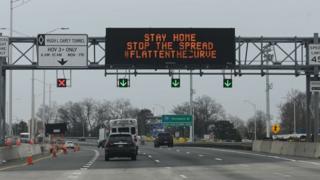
[1,143,320,180]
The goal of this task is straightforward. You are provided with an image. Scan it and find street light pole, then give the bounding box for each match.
[293,101,296,134]
[8,0,14,137]
[244,100,257,140]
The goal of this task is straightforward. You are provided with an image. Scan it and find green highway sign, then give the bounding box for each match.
[162,115,192,126]
[171,78,180,88]
[223,79,232,88]
[118,78,129,88]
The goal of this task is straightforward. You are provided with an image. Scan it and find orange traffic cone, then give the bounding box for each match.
[16,138,21,146]
[26,156,33,165]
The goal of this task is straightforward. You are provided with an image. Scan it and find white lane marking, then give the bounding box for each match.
[239,164,249,168]
[198,154,204,157]
[148,155,152,158]
[180,174,187,179]
[186,152,190,154]
[68,175,79,179]
[273,172,292,178]
[143,152,146,155]
[215,158,222,161]
[176,149,180,152]
[155,160,160,163]
[298,160,320,166]
[197,147,298,162]
[72,171,82,175]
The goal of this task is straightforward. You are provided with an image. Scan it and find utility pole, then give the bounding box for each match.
[0,35,6,145]
[264,46,272,139]
[313,33,319,142]
[8,0,13,137]
[190,70,194,143]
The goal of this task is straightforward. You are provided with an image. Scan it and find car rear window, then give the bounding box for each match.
[158,133,171,137]
[109,135,132,143]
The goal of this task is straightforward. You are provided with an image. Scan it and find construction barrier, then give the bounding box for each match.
[0,144,43,162]
[253,140,320,158]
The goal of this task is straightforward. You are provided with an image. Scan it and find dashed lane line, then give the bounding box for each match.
[180,174,188,179]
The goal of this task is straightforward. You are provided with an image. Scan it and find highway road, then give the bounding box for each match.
[1,144,320,180]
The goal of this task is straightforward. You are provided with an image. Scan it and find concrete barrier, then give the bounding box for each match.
[260,141,272,153]
[252,140,262,152]
[304,142,317,157]
[253,140,320,159]
[271,141,283,154]
[315,143,320,158]
[280,142,296,156]
[0,144,46,162]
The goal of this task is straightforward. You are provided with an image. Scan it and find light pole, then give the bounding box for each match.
[2,26,68,140]
[244,100,257,140]
[281,96,297,134]
[9,0,32,137]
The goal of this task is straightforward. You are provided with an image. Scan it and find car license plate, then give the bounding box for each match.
[118,145,123,148]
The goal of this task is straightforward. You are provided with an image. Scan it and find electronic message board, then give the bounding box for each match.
[106,28,235,69]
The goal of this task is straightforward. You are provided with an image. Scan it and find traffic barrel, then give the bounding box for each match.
[16,138,21,146]
[26,144,33,165]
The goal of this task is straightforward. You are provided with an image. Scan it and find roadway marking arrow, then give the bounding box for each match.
[58,58,68,65]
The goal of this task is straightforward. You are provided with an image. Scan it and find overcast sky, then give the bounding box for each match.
[0,0,317,123]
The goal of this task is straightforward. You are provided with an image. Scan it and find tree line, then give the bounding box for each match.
[11,91,307,141]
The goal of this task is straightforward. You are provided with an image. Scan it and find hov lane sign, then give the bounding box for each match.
[37,34,88,67]
[309,44,320,65]
[0,36,9,57]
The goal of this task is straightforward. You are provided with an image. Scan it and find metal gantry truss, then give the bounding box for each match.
[1,36,317,76]
[1,35,320,144]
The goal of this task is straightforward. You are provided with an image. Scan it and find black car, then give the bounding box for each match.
[154,132,173,147]
[105,134,137,161]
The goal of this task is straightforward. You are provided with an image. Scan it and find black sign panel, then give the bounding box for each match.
[106,28,235,69]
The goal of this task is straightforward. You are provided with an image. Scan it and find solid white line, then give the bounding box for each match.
[215,158,222,161]
[148,155,152,158]
[72,171,82,175]
[197,147,298,162]
[155,160,160,163]
[298,160,320,166]
[180,174,187,179]
[198,154,204,157]
[273,172,292,178]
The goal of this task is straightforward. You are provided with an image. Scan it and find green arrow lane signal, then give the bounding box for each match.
[223,79,232,88]
[118,78,129,88]
[171,78,180,88]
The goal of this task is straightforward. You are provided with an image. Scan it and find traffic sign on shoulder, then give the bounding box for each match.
[37,34,88,67]
[0,36,9,58]
[272,124,281,134]
[171,78,180,88]
[309,44,320,65]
